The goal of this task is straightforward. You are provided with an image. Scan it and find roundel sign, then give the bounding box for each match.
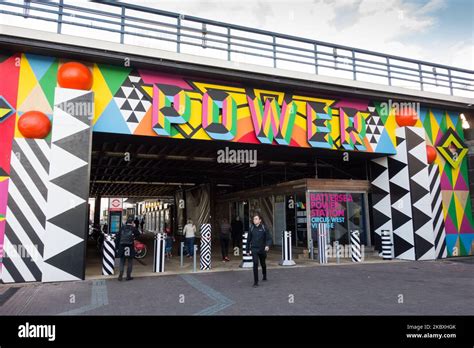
[109,198,123,211]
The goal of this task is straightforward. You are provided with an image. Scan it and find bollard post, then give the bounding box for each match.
[153,232,166,272]
[309,238,314,260]
[381,230,393,260]
[102,234,115,275]
[350,230,362,263]
[180,241,184,267]
[318,223,328,264]
[193,245,197,273]
[199,223,211,270]
[279,231,296,266]
[334,241,340,264]
[239,231,253,268]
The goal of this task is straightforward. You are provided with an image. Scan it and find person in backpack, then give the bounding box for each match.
[247,213,272,287]
[115,217,141,281]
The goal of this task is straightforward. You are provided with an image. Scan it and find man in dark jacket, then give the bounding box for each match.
[115,217,141,281]
[247,213,272,287]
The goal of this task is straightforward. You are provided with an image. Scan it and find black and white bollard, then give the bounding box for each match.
[102,234,116,275]
[381,229,393,260]
[199,223,211,271]
[240,231,253,268]
[350,230,362,262]
[180,241,184,267]
[279,231,296,266]
[318,223,328,264]
[153,232,166,272]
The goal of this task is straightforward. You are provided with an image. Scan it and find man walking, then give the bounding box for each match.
[247,213,272,287]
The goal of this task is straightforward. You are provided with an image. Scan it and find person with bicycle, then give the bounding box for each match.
[115,217,141,281]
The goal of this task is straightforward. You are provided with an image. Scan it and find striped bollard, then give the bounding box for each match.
[350,230,362,262]
[279,231,296,266]
[102,234,116,275]
[240,231,253,268]
[381,229,393,260]
[200,224,211,270]
[153,232,166,272]
[318,223,328,264]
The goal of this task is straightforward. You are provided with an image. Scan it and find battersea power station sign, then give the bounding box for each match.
[91,68,399,155]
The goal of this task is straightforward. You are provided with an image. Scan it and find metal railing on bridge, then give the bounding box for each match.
[0,0,473,98]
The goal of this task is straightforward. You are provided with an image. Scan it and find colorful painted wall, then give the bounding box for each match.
[0,53,93,283]
[0,52,472,283]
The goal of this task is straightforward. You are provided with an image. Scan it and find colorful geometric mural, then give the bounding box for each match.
[91,67,398,154]
[420,109,474,256]
[0,52,20,277]
[0,51,473,283]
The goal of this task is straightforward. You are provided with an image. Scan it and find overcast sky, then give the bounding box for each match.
[129,0,473,70]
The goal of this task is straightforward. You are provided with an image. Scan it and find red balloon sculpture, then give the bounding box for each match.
[57,62,93,90]
[426,145,437,164]
[395,107,418,127]
[18,111,51,139]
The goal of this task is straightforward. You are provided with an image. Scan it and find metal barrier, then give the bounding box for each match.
[0,0,472,97]
[317,223,328,264]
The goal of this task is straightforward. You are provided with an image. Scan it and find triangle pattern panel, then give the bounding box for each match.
[43,88,93,282]
[369,157,393,254]
[405,127,435,260]
[388,127,415,260]
[113,71,152,135]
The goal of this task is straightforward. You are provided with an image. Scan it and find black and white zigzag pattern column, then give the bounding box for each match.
[388,127,435,260]
[428,163,447,259]
[369,157,393,255]
[42,88,94,282]
[102,236,116,275]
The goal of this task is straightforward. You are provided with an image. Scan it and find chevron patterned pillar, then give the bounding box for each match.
[389,127,436,260]
[369,157,393,255]
[42,88,94,282]
[429,163,448,259]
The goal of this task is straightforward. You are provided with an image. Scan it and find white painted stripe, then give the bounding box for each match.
[35,139,51,160]
[3,236,35,282]
[0,265,14,283]
[15,138,49,187]
[10,153,47,209]
[7,181,46,240]
[6,206,43,262]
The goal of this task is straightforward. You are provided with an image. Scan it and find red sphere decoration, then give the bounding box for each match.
[426,145,437,164]
[18,111,51,139]
[395,107,418,127]
[57,62,93,90]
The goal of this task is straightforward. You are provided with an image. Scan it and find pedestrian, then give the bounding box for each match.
[164,224,174,259]
[140,216,145,232]
[247,213,272,287]
[220,218,232,261]
[115,217,141,281]
[231,216,243,249]
[183,219,196,258]
[133,216,140,230]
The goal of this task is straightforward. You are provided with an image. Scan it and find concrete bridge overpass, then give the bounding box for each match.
[0,0,473,283]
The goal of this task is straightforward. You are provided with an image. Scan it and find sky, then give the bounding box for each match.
[129,0,474,69]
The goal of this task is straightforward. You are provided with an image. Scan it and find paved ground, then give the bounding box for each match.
[1,258,473,315]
